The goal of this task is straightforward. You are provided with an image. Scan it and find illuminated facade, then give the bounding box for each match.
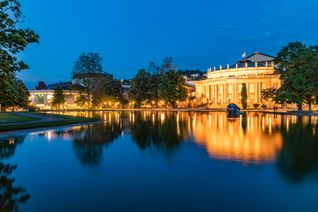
[195,53,281,107]
[29,90,82,109]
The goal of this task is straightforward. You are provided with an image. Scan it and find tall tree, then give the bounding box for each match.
[275,42,318,110]
[52,87,65,109]
[0,0,39,111]
[241,83,247,109]
[158,70,187,108]
[129,69,152,107]
[159,57,177,74]
[72,52,103,104]
[91,73,122,107]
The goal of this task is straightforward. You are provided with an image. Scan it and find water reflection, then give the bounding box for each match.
[277,116,318,182]
[0,163,30,211]
[0,136,26,159]
[0,137,30,211]
[71,122,123,166]
[129,112,188,151]
[191,112,283,164]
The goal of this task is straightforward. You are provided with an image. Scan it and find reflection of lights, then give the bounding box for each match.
[192,112,283,164]
[160,113,165,123]
[286,117,289,132]
[47,131,53,141]
[9,138,14,145]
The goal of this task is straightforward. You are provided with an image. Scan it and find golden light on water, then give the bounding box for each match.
[191,113,283,164]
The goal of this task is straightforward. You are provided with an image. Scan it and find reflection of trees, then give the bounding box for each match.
[276,118,318,182]
[129,112,187,151]
[71,119,123,166]
[0,136,25,160]
[0,163,30,211]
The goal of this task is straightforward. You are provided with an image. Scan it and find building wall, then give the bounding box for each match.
[195,62,281,107]
[29,90,82,109]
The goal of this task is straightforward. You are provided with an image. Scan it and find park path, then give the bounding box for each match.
[1,113,63,126]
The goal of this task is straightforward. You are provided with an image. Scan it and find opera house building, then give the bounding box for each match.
[195,52,281,107]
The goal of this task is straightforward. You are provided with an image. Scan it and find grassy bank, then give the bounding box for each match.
[0,113,40,124]
[0,113,100,133]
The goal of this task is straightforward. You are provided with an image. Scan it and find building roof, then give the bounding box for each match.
[244,52,274,63]
[35,81,48,90]
[47,82,73,90]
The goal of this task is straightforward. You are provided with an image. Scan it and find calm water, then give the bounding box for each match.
[1,112,318,212]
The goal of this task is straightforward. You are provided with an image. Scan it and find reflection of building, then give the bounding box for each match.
[195,53,281,107]
[29,81,83,109]
[191,112,283,164]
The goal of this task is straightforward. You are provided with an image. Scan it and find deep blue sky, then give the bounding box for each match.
[18,0,318,88]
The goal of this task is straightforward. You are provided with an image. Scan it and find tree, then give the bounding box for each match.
[158,70,187,108]
[129,69,152,107]
[275,42,318,111]
[159,57,176,74]
[75,93,88,109]
[241,83,247,109]
[91,73,122,107]
[261,88,278,103]
[0,75,29,111]
[72,52,103,104]
[52,87,65,109]
[0,0,39,111]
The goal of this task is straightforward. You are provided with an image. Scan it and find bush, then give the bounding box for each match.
[261,104,268,109]
[27,105,38,112]
[253,103,260,109]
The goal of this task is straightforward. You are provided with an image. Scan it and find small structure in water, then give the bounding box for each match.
[227,103,241,117]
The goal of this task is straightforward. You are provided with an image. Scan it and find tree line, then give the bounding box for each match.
[128,57,188,108]
[51,52,123,109]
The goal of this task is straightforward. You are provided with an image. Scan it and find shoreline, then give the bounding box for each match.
[0,120,102,137]
[1,109,317,136]
[0,113,101,136]
[42,108,318,116]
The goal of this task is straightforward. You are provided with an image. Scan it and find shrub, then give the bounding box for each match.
[253,103,260,109]
[27,105,38,112]
[261,104,268,109]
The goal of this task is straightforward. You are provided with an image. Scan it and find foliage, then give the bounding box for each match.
[0,75,29,111]
[158,70,187,108]
[129,58,188,108]
[261,104,268,109]
[253,103,260,109]
[261,88,278,102]
[0,0,39,111]
[91,73,122,107]
[129,69,152,107]
[159,57,176,74]
[240,83,247,109]
[275,42,318,110]
[0,0,39,76]
[52,87,65,109]
[75,93,88,108]
[72,52,103,103]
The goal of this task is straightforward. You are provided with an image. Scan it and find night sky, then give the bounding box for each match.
[18,0,318,88]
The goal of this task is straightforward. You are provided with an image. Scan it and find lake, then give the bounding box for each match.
[1,111,318,212]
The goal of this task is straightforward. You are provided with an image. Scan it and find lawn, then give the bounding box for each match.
[0,113,40,124]
[0,113,100,132]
